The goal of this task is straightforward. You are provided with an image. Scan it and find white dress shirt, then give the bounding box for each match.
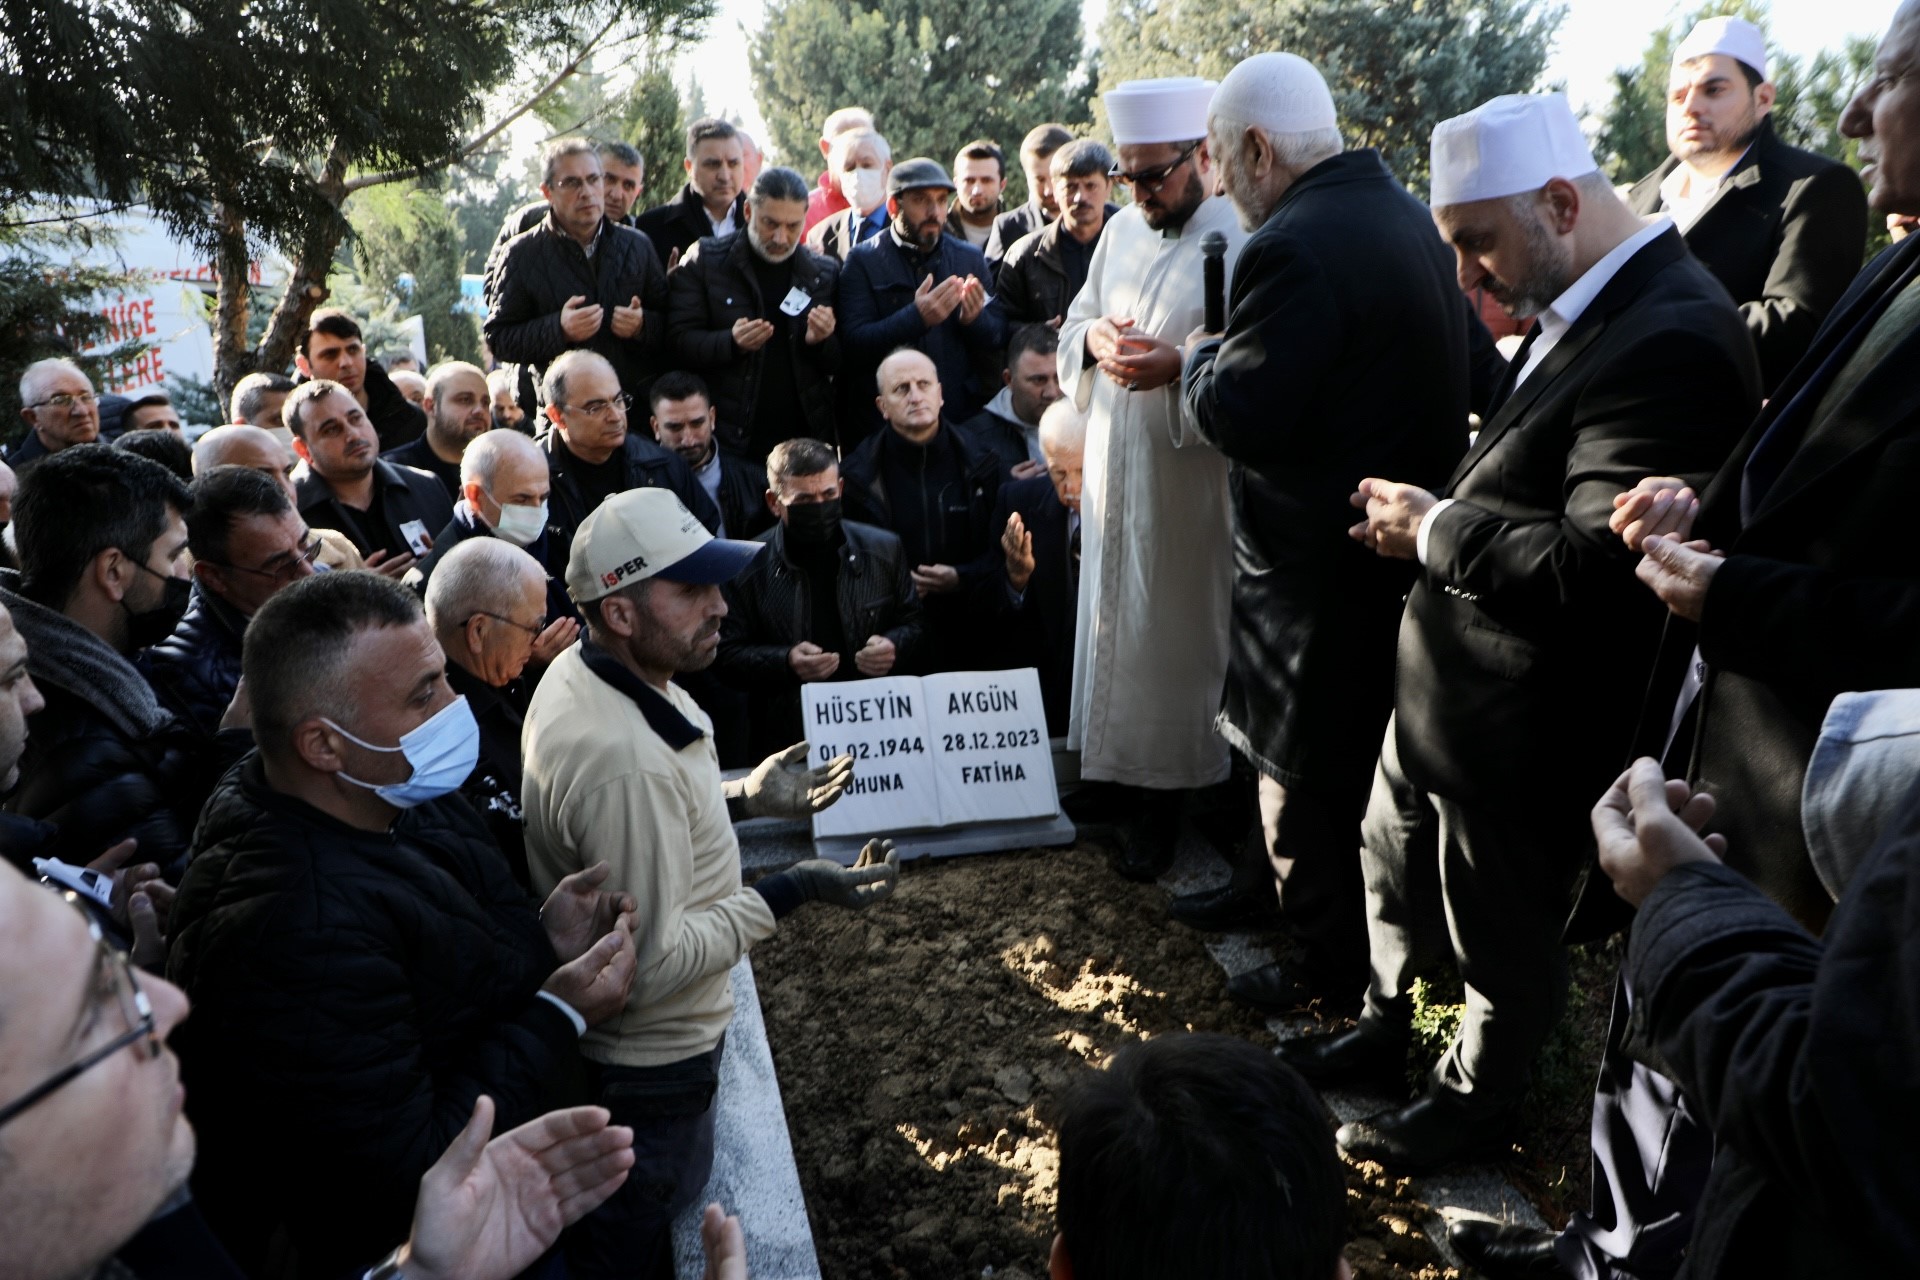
[1658,148,1750,233]
[1417,216,1675,566]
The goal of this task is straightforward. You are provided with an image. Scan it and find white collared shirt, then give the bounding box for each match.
[693,448,726,537]
[1658,148,1751,233]
[707,204,738,237]
[1417,216,1674,566]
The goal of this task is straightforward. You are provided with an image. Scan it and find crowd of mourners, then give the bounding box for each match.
[6,5,1920,1278]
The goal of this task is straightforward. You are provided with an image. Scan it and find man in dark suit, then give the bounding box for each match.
[632,116,748,267]
[1178,51,1488,1015]
[1626,15,1867,392]
[986,398,1084,734]
[1310,93,1759,1173]
[1454,14,1920,1273]
[839,159,1007,441]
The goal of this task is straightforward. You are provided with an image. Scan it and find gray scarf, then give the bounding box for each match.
[0,583,171,740]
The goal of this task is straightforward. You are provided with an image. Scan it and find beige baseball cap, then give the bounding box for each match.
[565,487,763,603]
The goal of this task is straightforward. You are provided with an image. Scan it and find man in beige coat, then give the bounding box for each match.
[521,487,897,1280]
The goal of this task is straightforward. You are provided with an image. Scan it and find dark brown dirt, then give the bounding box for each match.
[754,843,1506,1280]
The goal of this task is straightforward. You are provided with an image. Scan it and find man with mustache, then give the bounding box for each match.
[665,166,842,460]
[1625,15,1866,392]
[287,380,453,574]
[839,158,1006,442]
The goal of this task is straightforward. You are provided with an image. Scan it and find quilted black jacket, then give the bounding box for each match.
[138,583,244,741]
[483,213,669,408]
[167,755,581,1278]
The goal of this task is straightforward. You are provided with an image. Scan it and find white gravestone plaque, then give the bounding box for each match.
[800,669,1059,840]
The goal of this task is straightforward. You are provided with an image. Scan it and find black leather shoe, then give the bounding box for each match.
[1109,827,1176,881]
[1274,1025,1406,1091]
[1447,1220,1567,1278]
[1170,882,1282,932]
[1336,1094,1519,1174]
[1226,961,1361,1018]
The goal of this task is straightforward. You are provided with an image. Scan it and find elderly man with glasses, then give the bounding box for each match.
[141,466,323,743]
[11,357,102,470]
[535,350,719,588]
[424,537,560,890]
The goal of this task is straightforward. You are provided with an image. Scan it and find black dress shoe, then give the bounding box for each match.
[1109,826,1176,881]
[1447,1220,1567,1278]
[1274,1025,1406,1091]
[1336,1093,1519,1174]
[1170,882,1282,931]
[1226,961,1361,1018]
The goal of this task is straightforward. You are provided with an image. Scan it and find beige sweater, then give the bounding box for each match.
[522,645,776,1067]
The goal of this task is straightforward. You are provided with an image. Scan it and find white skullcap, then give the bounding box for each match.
[1674,15,1768,79]
[1105,78,1217,146]
[1210,52,1338,134]
[1429,93,1599,208]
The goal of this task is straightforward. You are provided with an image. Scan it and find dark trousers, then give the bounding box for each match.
[1252,772,1371,999]
[1357,716,1586,1110]
[1556,976,1711,1280]
[564,1039,725,1280]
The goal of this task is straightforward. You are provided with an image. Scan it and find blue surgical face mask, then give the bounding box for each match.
[324,696,480,809]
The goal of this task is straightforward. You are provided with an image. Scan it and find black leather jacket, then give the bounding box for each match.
[140,583,246,741]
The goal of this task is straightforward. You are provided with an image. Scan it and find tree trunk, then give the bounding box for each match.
[211,143,352,404]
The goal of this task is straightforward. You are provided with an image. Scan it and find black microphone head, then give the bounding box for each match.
[1200,230,1227,259]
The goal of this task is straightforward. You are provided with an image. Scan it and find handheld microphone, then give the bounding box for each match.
[1200,230,1227,334]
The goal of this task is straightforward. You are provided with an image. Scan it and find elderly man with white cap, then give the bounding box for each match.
[1057,75,1247,879]
[1624,14,1866,391]
[520,485,896,1279]
[1174,52,1498,1017]
[1295,92,1759,1174]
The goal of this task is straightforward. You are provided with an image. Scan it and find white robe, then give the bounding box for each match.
[1058,197,1246,789]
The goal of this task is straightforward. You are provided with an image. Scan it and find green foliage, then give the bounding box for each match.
[448,148,540,277]
[619,60,693,212]
[749,0,1091,185]
[1095,0,1561,198]
[348,183,482,366]
[164,374,225,428]
[1592,1,1880,181]
[2,0,715,398]
[1408,974,1466,1078]
[0,222,150,446]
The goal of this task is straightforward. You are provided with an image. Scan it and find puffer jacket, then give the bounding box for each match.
[138,583,245,741]
[665,231,842,454]
[167,754,580,1279]
[715,520,925,756]
[0,579,208,878]
[483,213,669,408]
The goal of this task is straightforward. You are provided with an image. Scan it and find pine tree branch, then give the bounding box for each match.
[341,13,622,194]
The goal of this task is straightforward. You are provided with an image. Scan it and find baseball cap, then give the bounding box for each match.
[565,487,762,603]
[887,157,956,197]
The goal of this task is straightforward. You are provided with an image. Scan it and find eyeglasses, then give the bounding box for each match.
[26,391,98,413]
[468,610,548,637]
[0,892,161,1130]
[1109,143,1200,191]
[553,173,605,193]
[563,393,632,420]
[212,534,324,582]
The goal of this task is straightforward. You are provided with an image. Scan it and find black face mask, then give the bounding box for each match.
[784,497,843,549]
[121,556,192,650]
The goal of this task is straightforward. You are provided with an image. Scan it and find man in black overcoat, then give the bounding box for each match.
[1456,13,1920,1273]
[1315,92,1759,1174]
[1626,16,1867,393]
[1179,51,1489,1014]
